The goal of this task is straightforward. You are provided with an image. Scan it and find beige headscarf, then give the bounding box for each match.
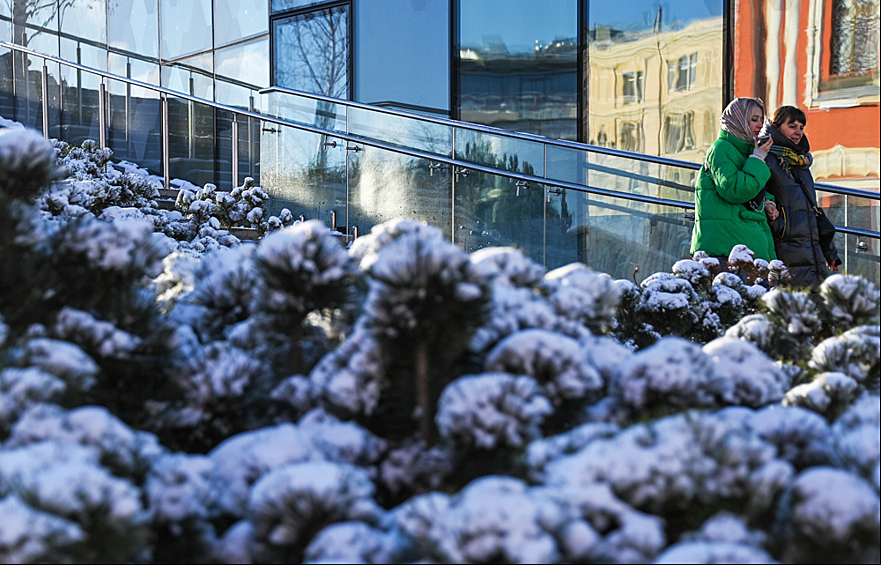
[719,97,766,143]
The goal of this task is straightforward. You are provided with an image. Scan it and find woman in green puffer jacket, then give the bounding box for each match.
[691,97,777,261]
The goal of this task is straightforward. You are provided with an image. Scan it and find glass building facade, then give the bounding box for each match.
[1,0,877,279]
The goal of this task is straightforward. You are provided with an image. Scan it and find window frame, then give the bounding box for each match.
[269,0,354,100]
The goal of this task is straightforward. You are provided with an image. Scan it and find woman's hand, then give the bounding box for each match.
[755,136,773,153]
[763,200,779,220]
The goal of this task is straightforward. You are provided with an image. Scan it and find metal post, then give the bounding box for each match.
[98,81,106,148]
[126,62,132,157]
[77,45,83,125]
[41,61,49,138]
[162,94,170,191]
[232,115,239,189]
[188,76,195,159]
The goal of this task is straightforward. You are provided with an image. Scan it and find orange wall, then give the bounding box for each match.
[733,0,880,155]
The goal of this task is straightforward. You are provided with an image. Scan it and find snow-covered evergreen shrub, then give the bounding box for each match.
[819,274,880,330]
[542,263,622,334]
[0,441,151,562]
[810,326,880,392]
[349,218,446,270]
[436,373,552,450]
[245,461,384,563]
[253,220,355,373]
[484,329,604,409]
[784,372,861,420]
[363,232,491,442]
[779,467,880,564]
[469,246,546,289]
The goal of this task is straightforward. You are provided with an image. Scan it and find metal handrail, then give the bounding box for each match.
[261,85,704,169]
[261,85,881,203]
[3,40,878,240]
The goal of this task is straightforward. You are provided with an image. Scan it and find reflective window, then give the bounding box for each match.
[356,0,449,114]
[273,3,349,98]
[215,0,269,47]
[830,0,879,75]
[457,0,578,140]
[59,0,106,44]
[216,36,269,87]
[11,0,59,32]
[588,0,723,160]
[161,0,212,60]
[109,0,159,58]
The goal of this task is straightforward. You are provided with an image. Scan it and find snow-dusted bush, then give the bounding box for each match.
[810,326,880,391]
[436,373,552,450]
[470,246,546,288]
[253,220,355,373]
[702,337,790,408]
[0,129,66,199]
[349,218,446,270]
[831,395,880,487]
[246,461,384,563]
[543,410,794,521]
[609,337,721,417]
[819,274,880,330]
[784,372,861,419]
[780,467,880,563]
[417,476,563,563]
[363,232,491,441]
[309,325,382,419]
[542,263,622,334]
[484,329,603,408]
[0,441,151,562]
[5,404,162,480]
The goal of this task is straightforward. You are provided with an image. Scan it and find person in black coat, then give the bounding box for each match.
[760,106,841,289]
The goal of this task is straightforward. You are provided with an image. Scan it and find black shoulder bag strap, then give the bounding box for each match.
[793,174,836,244]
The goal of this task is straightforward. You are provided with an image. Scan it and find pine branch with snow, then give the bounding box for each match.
[363,231,491,443]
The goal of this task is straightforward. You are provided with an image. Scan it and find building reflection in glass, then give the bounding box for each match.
[457,0,579,141]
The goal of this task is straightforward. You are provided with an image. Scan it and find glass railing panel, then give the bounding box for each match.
[234,115,262,188]
[835,231,880,286]
[106,77,162,176]
[454,168,545,264]
[346,105,452,156]
[348,142,453,241]
[454,127,545,177]
[260,121,347,230]
[8,49,45,131]
[574,194,693,281]
[817,190,880,235]
[546,144,696,205]
[819,190,880,284]
[59,59,103,148]
[0,41,15,122]
[165,94,217,189]
[262,90,346,134]
[214,108,235,190]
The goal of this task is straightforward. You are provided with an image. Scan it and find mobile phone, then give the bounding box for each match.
[755,136,770,145]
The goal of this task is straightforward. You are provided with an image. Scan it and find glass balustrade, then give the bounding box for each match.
[1,41,877,285]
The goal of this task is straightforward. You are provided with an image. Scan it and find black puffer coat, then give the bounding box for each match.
[761,124,840,288]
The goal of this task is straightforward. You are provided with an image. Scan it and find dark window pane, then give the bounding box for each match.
[355,0,449,114]
[273,4,349,98]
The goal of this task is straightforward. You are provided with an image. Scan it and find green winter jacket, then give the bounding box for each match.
[690,130,776,261]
